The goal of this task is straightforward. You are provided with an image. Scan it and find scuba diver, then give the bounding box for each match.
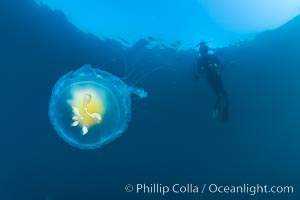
[195,42,229,122]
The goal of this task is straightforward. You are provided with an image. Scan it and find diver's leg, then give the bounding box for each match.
[216,77,229,122]
[220,89,229,122]
[207,76,219,96]
[207,77,222,119]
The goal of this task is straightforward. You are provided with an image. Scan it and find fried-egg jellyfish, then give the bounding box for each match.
[49,64,147,149]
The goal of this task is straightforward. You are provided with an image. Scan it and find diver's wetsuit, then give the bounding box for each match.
[197,54,229,122]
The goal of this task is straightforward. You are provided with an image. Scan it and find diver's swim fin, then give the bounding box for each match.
[211,103,228,122]
[210,107,220,120]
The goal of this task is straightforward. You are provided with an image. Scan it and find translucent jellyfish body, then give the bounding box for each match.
[49,64,147,149]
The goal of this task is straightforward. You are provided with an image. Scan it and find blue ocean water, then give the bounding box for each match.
[0,0,300,199]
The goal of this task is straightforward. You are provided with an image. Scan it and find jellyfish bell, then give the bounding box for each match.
[49,64,147,149]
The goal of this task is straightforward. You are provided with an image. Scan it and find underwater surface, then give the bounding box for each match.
[0,0,300,199]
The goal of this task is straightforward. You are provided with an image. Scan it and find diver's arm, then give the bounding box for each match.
[219,59,234,70]
[213,56,226,71]
[219,62,226,70]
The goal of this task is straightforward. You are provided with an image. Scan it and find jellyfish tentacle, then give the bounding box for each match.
[83,93,102,122]
[71,120,79,127]
[72,106,80,116]
[132,65,167,86]
[91,113,102,121]
[121,64,136,80]
[83,94,92,110]
[130,87,148,99]
[71,106,83,127]
[82,126,88,135]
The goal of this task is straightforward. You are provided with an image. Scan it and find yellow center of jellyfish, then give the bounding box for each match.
[68,89,104,135]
